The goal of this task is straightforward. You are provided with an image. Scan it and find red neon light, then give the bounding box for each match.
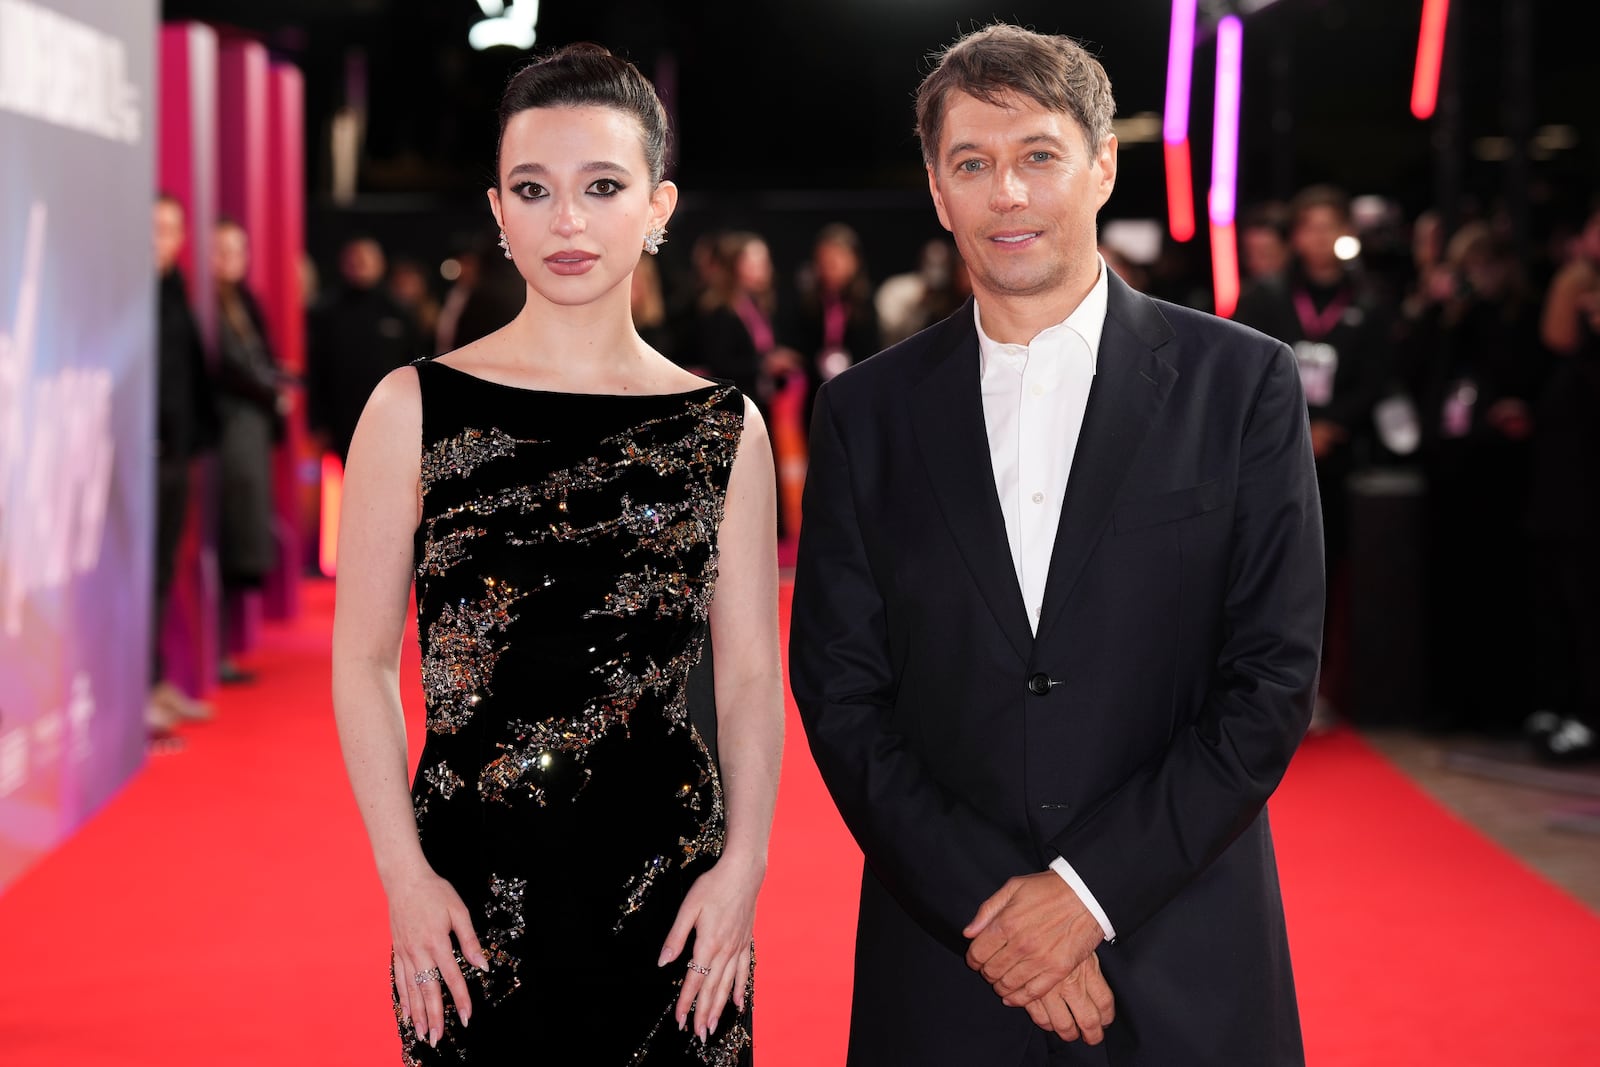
[1165,139,1196,243]
[1411,0,1449,119]
[1211,220,1240,319]
[319,453,343,578]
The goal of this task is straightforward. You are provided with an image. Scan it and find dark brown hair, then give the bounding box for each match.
[915,23,1115,166]
[496,43,669,184]
[1289,185,1350,230]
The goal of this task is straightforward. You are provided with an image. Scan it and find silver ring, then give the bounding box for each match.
[687,960,712,976]
[414,967,442,986]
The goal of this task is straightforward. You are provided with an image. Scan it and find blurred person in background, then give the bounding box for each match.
[876,237,970,346]
[213,218,293,686]
[1240,201,1291,284]
[306,236,424,464]
[1525,199,1600,762]
[784,222,881,434]
[149,194,219,736]
[1236,184,1392,732]
[690,230,806,538]
[1403,222,1548,734]
[449,228,527,350]
[434,246,479,355]
[389,258,441,349]
[1097,242,1148,293]
[690,230,782,399]
[630,247,675,361]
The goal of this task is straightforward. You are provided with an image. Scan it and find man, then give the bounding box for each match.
[789,24,1323,1066]
[1235,185,1390,731]
[305,236,423,463]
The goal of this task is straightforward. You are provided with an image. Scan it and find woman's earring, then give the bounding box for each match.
[643,226,667,256]
[498,230,513,261]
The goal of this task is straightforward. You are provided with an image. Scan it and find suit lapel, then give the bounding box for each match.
[1037,274,1178,641]
[909,303,1033,663]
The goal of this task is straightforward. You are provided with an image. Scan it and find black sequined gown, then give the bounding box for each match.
[398,359,752,1065]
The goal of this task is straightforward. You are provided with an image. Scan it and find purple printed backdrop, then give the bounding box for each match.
[0,0,158,893]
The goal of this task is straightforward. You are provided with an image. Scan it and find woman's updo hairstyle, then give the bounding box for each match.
[496,43,670,186]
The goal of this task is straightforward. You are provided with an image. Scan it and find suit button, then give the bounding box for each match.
[1027,673,1052,696]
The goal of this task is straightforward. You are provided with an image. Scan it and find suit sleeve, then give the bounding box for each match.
[1050,340,1324,939]
[789,383,1040,956]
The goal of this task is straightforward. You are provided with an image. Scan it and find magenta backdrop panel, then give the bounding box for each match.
[217,38,272,651]
[265,61,306,623]
[0,0,158,893]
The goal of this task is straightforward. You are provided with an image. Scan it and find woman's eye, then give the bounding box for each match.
[514,182,545,200]
[590,179,621,195]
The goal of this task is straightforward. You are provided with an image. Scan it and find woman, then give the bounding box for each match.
[213,218,288,680]
[331,44,784,1064]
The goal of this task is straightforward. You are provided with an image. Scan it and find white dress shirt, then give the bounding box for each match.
[975,259,1117,942]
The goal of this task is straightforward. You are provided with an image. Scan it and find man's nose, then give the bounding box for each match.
[990,166,1027,212]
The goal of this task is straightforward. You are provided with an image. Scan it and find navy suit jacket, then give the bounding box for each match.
[789,271,1323,1066]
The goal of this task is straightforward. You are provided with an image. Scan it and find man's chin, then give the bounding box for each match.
[974,266,1064,300]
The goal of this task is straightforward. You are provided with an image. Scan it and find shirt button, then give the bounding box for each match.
[1031,491,1044,504]
[1030,384,1046,397]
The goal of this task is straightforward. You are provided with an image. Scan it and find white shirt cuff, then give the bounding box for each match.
[1049,855,1117,942]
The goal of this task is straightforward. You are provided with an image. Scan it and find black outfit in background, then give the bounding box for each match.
[780,287,881,438]
[398,360,752,1063]
[689,305,761,399]
[450,257,526,353]
[1235,266,1391,566]
[306,284,423,462]
[216,287,285,587]
[1235,267,1388,715]
[1405,295,1549,732]
[791,274,1323,1065]
[154,267,217,673]
[1526,325,1600,734]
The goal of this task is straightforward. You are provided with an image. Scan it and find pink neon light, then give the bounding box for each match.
[1164,0,1199,242]
[319,453,343,578]
[1165,140,1196,243]
[1211,220,1240,319]
[1163,0,1198,144]
[1209,15,1243,228]
[1411,0,1449,119]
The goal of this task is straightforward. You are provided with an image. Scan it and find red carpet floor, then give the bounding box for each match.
[1,579,1597,1065]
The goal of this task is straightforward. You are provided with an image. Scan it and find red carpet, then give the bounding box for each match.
[1,579,1597,1065]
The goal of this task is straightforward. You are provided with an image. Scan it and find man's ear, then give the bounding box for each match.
[1093,135,1118,211]
[927,167,953,233]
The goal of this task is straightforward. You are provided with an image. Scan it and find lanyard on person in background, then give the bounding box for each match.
[1291,287,1352,341]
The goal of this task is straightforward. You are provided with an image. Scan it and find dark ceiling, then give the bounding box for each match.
[162,0,1596,227]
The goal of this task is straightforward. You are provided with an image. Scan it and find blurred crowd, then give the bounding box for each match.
[150,184,1600,762]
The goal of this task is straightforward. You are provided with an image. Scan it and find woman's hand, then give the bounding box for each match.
[658,852,766,1042]
[388,868,490,1049]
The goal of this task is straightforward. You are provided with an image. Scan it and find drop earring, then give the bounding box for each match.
[498,230,513,260]
[643,226,667,255]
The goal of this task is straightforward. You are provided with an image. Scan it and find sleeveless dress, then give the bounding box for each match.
[397,359,753,1064]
